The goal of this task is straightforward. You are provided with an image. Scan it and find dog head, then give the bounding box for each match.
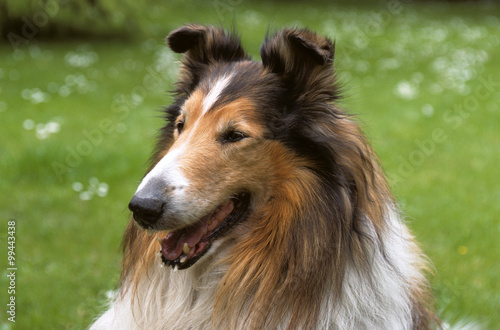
[128,25,338,270]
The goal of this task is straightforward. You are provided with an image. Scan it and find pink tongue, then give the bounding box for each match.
[160,200,234,261]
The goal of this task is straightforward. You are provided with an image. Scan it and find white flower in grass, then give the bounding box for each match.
[23,119,35,130]
[30,89,49,104]
[65,50,98,68]
[45,121,60,134]
[72,182,84,192]
[21,88,50,104]
[80,191,93,201]
[394,81,418,100]
[76,177,109,200]
[97,183,109,197]
[29,119,62,140]
[36,123,49,140]
[131,93,143,106]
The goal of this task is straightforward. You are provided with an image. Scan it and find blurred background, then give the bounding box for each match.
[0,0,499,328]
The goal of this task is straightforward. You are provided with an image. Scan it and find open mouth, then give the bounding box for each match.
[158,193,250,271]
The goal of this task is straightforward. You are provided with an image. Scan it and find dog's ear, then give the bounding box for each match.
[167,25,206,54]
[260,28,338,103]
[167,25,249,95]
[167,24,248,63]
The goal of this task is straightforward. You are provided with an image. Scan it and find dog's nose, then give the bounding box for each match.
[128,195,165,227]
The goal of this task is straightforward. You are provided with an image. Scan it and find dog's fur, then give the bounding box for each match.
[91,25,439,329]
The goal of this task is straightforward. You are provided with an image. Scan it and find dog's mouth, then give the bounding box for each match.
[158,193,250,271]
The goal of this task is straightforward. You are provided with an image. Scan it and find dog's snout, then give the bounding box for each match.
[128,194,165,227]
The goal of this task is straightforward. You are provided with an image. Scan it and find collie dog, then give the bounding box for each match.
[92,25,439,329]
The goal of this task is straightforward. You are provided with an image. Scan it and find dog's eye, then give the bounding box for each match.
[175,121,184,135]
[222,130,247,143]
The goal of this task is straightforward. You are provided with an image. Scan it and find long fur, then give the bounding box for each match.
[91,25,439,329]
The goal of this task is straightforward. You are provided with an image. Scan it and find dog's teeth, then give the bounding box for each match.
[160,263,165,268]
[183,243,190,254]
[173,265,178,272]
[180,256,187,264]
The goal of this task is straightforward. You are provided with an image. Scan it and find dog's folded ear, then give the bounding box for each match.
[260,28,338,103]
[167,25,207,54]
[166,25,249,95]
[167,24,248,63]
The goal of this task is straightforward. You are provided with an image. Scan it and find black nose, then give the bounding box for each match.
[128,195,165,227]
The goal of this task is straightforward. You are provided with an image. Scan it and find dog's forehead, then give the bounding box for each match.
[182,90,261,129]
[200,73,235,114]
[200,62,270,109]
[179,74,235,121]
[182,63,267,120]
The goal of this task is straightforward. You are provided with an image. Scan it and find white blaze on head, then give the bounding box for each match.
[202,74,234,114]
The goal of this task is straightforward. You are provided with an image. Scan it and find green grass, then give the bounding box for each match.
[1,1,499,328]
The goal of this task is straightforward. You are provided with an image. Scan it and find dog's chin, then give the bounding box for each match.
[155,192,251,271]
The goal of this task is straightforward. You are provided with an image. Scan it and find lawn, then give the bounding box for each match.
[1,0,499,328]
